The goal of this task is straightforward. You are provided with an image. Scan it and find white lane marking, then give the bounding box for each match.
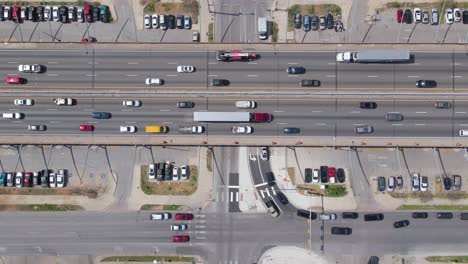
[456,112,467,114]
[88,62,98,65]
[460,124,468,126]
[88,121,99,124]
[126,121,136,124]
[367,75,379,78]
[47,62,58,64]
[47,73,59,76]
[271,187,276,195]
[49,121,61,124]
[326,75,336,77]
[276,122,288,125]
[228,185,239,189]
[163,121,173,124]
[288,75,298,77]
[126,74,137,77]
[195,236,206,239]
[415,112,427,114]
[255,182,268,187]
[127,62,139,65]
[265,188,271,197]
[287,62,298,65]
[453,75,463,78]
[208,62,218,65]
[351,111,360,114]
[259,190,265,198]
[166,74,177,77]
[9,109,19,111]
[455,63,462,66]
[208,74,218,77]
[236,192,239,202]
[47,109,57,111]
[230,192,233,202]
[83,109,94,111]
[160,109,170,112]
[7,73,18,76]
[415,124,426,126]
[7,62,17,64]
[122,109,133,112]
[195,225,205,229]
[312,110,322,113]
[86,74,96,77]
[274,110,284,113]
[221,192,224,202]
[247,75,258,77]
[167,62,178,64]
[248,62,258,65]
[391,124,403,126]
[353,124,364,126]
[327,62,335,65]
[408,75,420,78]
[315,123,326,125]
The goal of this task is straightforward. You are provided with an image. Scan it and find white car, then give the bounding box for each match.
[68,6,75,21]
[446,8,454,24]
[414,8,421,23]
[123,100,141,107]
[3,6,10,20]
[152,14,159,28]
[145,78,163,85]
[170,224,187,231]
[18,64,42,73]
[14,99,33,106]
[49,173,56,188]
[144,14,151,29]
[261,147,269,161]
[52,6,59,22]
[454,8,462,22]
[318,213,337,221]
[77,7,83,22]
[177,66,195,73]
[15,172,22,187]
[44,6,51,21]
[184,15,191,29]
[20,7,26,20]
[312,169,319,183]
[420,176,428,192]
[120,126,136,133]
[148,163,156,180]
[172,167,179,181]
[53,98,73,105]
[411,173,420,192]
[180,165,188,180]
[151,212,170,220]
[231,126,252,134]
[56,174,64,188]
[28,125,46,131]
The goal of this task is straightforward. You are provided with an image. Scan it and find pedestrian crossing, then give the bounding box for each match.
[258,186,277,198]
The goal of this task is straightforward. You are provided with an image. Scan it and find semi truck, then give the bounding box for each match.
[336,50,410,63]
[216,50,257,62]
[258,17,267,40]
[193,112,271,122]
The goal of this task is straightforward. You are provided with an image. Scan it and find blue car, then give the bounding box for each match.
[91,112,111,119]
[286,66,305,74]
[303,15,311,32]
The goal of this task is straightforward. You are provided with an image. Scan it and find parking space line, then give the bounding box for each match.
[230,192,233,202]
[454,75,463,78]
[228,185,239,189]
[367,75,379,78]
[391,124,403,126]
[47,74,58,77]
[166,74,177,77]
[276,122,288,125]
[236,192,239,202]
[163,121,173,124]
[160,109,170,112]
[287,62,298,65]
[288,75,298,77]
[274,110,284,113]
[353,123,364,126]
[208,74,218,77]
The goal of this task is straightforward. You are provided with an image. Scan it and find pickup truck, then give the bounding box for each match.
[53,98,74,105]
[178,126,204,134]
[265,200,279,217]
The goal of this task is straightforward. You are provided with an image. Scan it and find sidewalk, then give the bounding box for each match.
[239,147,267,213]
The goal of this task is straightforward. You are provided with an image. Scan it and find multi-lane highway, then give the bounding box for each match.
[0,49,467,91]
[0,97,466,138]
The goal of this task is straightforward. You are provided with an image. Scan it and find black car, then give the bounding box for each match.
[266,172,276,186]
[404,9,412,24]
[283,127,300,134]
[167,14,175,29]
[342,212,358,219]
[412,212,428,219]
[300,79,320,87]
[277,192,289,205]
[164,163,172,181]
[304,168,312,183]
[443,177,452,190]
[0,6,4,21]
[435,102,451,109]
[311,15,318,31]
[337,168,345,183]
[320,166,328,183]
[28,6,36,21]
[297,209,317,220]
[176,101,194,108]
[416,80,437,88]
[286,66,305,74]
[211,79,230,86]
[377,176,386,192]
[360,102,377,109]
[463,10,468,24]
[59,6,67,23]
[40,169,50,188]
[326,13,334,29]
[294,13,301,29]
[393,220,410,228]
[331,227,352,235]
[364,213,384,221]
[437,212,453,219]
[92,6,100,22]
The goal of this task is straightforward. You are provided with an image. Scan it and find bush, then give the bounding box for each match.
[208,23,213,43]
[183,0,199,16]
[325,185,347,197]
[386,2,402,8]
[271,22,278,43]
[288,5,300,28]
[307,6,315,14]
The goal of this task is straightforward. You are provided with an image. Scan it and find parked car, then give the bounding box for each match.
[297,209,317,220]
[180,165,188,180]
[337,168,345,183]
[49,172,56,188]
[144,14,151,28]
[342,212,358,219]
[377,176,386,192]
[420,176,428,192]
[387,176,395,192]
[92,5,100,21]
[397,9,403,23]
[23,172,31,187]
[422,10,429,24]
[184,15,191,29]
[6,173,13,187]
[175,213,194,220]
[148,163,156,180]
[331,227,352,235]
[312,169,319,183]
[303,15,310,32]
[453,175,461,191]
[167,14,175,29]
[431,8,438,25]
[364,213,384,221]
[304,168,312,183]
[100,5,109,23]
[443,176,452,190]
[437,212,453,219]
[454,8,461,22]
[328,167,336,183]
[170,224,187,231]
[393,220,410,228]
[261,147,269,161]
[414,8,421,22]
[172,235,190,242]
[446,8,454,24]
[68,6,76,21]
[463,10,468,24]
[411,173,420,192]
[319,16,326,30]
[15,172,23,187]
[396,175,403,190]
[412,212,428,219]
[326,13,334,29]
[311,15,318,31]
[320,166,328,183]
[172,166,179,181]
[151,212,170,220]
[294,13,301,29]
[404,9,412,23]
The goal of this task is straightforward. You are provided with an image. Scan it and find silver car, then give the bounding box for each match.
[319,16,326,30]
[386,113,403,121]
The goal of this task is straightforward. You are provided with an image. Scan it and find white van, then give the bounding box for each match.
[159,15,166,30]
[460,130,468,136]
[235,101,256,109]
[3,113,23,119]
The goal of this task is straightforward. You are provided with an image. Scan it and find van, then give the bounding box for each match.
[460,130,468,136]
[159,14,166,30]
[235,101,256,109]
[145,125,168,133]
[3,113,22,119]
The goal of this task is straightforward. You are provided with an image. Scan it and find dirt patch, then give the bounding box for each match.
[206,147,213,172]
[297,184,323,195]
[0,187,100,198]
[140,204,192,211]
[288,4,342,31]
[389,191,468,201]
[143,0,199,24]
[398,204,468,210]
[101,256,196,262]
[140,165,197,195]
[385,0,468,10]
[287,167,295,183]
[0,204,83,211]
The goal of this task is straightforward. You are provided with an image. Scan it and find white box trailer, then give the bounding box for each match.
[336,50,410,63]
[194,112,250,122]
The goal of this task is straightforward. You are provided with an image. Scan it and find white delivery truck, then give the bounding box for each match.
[258,17,267,40]
[336,50,410,63]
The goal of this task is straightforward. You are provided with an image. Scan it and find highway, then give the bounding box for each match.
[0,49,467,91]
[0,97,466,138]
[0,211,467,262]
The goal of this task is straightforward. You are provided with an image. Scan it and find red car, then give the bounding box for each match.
[24,172,31,187]
[80,125,94,131]
[4,76,24,84]
[83,2,92,22]
[397,9,403,23]
[175,213,194,220]
[328,167,336,183]
[12,6,19,21]
[172,235,190,243]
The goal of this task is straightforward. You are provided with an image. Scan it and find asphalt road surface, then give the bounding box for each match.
[0,211,467,263]
[0,49,467,91]
[0,97,466,138]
